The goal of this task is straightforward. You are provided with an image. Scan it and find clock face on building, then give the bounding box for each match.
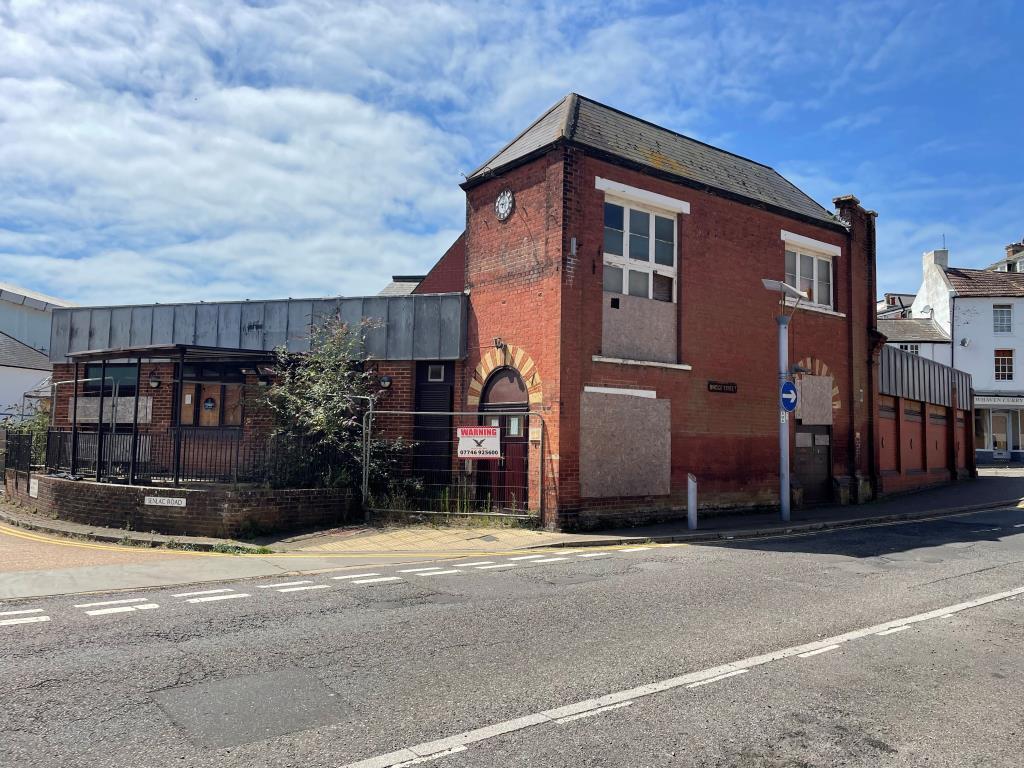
[495,189,514,221]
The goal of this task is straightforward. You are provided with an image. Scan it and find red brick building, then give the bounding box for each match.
[427,94,882,528]
[28,94,973,534]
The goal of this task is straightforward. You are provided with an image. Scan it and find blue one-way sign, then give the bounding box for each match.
[780,381,798,412]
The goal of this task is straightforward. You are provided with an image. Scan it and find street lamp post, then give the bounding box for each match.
[761,279,808,523]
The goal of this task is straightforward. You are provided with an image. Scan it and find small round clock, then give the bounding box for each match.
[494,188,514,221]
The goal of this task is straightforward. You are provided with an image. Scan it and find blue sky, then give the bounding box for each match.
[1,0,1022,306]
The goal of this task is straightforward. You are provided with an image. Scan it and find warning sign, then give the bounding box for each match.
[457,426,501,460]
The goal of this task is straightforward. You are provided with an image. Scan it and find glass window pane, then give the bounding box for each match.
[604,228,623,255]
[655,215,673,242]
[655,239,674,266]
[628,269,649,298]
[604,202,624,230]
[653,273,673,302]
[816,258,831,307]
[629,209,649,235]
[603,264,623,293]
[800,253,814,297]
[975,409,989,447]
[603,203,623,256]
[785,250,797,287]
[994,305,1012,333]
[629,233,649,261]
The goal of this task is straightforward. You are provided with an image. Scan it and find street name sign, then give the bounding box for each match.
[457,426,501,459]
[145,496,187,507]
[780,381,798,413]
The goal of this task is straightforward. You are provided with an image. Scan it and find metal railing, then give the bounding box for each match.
[42,427,347,488]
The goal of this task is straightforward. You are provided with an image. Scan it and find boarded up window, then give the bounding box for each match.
[796,375,833,425]
[223,385,243,426]
[580,391,670,498]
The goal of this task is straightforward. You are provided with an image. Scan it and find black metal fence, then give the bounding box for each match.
[35,427,351,488]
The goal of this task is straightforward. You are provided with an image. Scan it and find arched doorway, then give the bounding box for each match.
[478,367,529,511]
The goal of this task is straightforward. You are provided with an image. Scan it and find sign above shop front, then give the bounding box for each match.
[457,426,501,459]
[974,396,1024,407]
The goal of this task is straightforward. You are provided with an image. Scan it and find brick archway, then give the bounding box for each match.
[467,344,542,408]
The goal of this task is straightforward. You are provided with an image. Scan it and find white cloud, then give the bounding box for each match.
[0,0,1017,307]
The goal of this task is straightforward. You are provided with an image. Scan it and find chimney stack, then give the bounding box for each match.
[923,248,949,273]
[1006,239,1024,262]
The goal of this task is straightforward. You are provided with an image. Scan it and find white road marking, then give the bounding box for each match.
[876,626,911,636]
[0,608,44,616]
[577,552,610,558]
[278,584,330,593]
[74,597,149,608]
[619,547,650,552]
[509,555,546,561]
[416,570,461,576]
[458,561,494,566]
[972,528,1001,533]
[332,573,381,580]
[798,644,841,658]
[341,584,1024,768]
[555,701,632,724]
[941,614,956,618]
[393,746,468,766]
[353,577,403,585]
[531,557,569,564]
[257,580,312,589]
[398,567,447,573]
[686,669,748,689]
[1014,523,1024,528]
[476,564,515,570]
[172,588,234,598]
[187,593,250,604]
[85,603,159,616]
[0,615,50,627]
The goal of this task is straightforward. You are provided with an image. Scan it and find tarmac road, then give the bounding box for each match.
[2,506,1023,767]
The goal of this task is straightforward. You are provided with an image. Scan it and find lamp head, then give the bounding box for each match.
[761,278,808,301]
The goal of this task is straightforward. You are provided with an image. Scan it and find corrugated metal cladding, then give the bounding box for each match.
[879,345,973,409]
[49,294,467,363]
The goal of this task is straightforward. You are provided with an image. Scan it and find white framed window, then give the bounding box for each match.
[427,364,445,382]
[898,343,920,355]
[995,349,1014,381]
[994,304,1012,334]
[602,199,676,303]
[785,247,833,309]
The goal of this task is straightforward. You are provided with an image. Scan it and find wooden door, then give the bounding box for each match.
[794,425,831,503]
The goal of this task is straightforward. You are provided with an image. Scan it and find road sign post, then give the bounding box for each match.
[777,316,796,523]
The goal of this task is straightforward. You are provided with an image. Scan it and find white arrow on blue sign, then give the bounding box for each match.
[780,381,798,413]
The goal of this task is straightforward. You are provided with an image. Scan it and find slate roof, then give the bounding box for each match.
[378,276,425,296]
[0,331,52,370]
[466,93,840,227]
[877,319,950,343]
[944,267,1024,297]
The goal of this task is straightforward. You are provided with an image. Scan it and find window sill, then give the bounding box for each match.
[592,355,693,371]
[784,298,846,318]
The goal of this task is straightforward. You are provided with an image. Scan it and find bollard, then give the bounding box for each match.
[687,473,697,530]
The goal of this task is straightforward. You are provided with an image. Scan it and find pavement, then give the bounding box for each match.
[2,504,1023,766]
[2,468,1023,602]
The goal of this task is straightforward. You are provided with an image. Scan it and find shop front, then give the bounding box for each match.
[973,395,1024,463]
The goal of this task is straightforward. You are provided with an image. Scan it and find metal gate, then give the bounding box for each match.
[361,409,545,520]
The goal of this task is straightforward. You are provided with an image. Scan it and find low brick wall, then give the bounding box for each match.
[3,469,356,539]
